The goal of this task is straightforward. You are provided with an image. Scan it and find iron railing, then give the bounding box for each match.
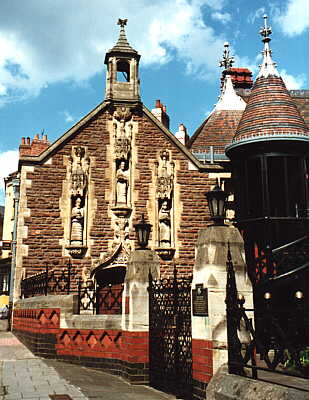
[20,261,72,298]
[226,245,309,387]
[76,280,124,315]
[149,267,193,400]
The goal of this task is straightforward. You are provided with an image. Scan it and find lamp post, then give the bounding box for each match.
[134,214,152,249]
[205,180,228,226]
[8,176,20,331]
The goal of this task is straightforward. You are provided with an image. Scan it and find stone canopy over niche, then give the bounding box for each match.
[154,150,175,260]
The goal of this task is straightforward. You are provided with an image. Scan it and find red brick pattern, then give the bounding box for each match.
[13,308,60,334]
[192,339,213,383]
[13,307,148,364]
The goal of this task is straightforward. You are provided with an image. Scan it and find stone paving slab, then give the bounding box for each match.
[0,332,177,400]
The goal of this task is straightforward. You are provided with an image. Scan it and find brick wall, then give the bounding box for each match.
[192,339,213,400]
[19,106,213,280]
[13,307,149,384]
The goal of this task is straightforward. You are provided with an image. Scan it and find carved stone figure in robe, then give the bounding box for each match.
[159,200,171,247]
[71,197,84,245]
[116,161,129,205]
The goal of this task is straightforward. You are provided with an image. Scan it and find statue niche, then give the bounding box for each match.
[116,159,129,206]
[66,146,89,258]
[71,196,84,245]
[111,106,132,219]
[158,199,171,248]
[155,150,175,259]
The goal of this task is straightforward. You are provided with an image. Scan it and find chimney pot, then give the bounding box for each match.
[155,99,161,108]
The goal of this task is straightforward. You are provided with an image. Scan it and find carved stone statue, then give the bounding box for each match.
[116,161,129,205]
[71,197,84,245]
[159,200,171,247]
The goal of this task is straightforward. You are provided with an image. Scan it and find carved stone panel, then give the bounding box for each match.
[154,150,175,259]
[65,146,90,258]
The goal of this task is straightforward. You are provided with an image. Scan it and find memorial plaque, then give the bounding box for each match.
[192,284,208,316]
[1,241,11,250]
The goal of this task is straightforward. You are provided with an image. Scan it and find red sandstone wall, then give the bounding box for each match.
[19,107,212,280]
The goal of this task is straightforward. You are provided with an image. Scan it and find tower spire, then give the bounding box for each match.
[219,42,234,71]
[257,15,279,78]
[215,43,245,111]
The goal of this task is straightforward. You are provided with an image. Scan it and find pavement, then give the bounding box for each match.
[0,321,176,400]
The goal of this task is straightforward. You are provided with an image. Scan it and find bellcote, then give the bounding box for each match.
[104,19,141,102]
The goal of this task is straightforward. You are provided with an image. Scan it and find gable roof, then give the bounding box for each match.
[19,101,223,171]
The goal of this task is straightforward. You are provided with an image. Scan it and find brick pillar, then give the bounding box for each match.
[191,225,253,399]
[122,249,160,384]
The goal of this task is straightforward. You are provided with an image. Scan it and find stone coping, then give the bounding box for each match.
[14,295,122,330]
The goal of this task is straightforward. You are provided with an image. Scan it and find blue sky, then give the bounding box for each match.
[0,0,308,204]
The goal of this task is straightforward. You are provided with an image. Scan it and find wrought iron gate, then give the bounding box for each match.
[149,268,192,399]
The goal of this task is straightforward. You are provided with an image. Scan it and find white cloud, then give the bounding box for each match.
[63,110,74,124]
[0,0,231,105]
[247,7,265,24]
[280,69,306,89]
[0,149,19,205]
[211,12,231,23]
[276,0,309,36]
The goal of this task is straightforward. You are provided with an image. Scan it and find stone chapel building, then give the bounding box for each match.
[12,20,229,301]
[5,16,309,400]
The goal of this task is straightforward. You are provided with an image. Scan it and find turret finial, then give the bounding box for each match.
[257,15,279,78]
[117,18,127,28]
[219,42,234,71]
[259,14,272,42]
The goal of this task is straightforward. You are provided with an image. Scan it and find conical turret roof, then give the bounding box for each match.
[228,16,309,151]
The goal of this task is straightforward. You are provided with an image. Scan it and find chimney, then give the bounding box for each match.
[19,133,51,157]
[151,99,170,129]
[175,123,189,146]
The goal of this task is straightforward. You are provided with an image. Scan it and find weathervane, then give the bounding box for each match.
[118,19,127,28]
[219,42,234,70]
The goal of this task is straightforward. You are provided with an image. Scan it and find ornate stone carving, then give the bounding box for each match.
[156,150,174,200]
[113,106,133,161]
[66,146,90,258]
[155,150,175,259]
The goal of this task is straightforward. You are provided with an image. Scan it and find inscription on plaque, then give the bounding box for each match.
[192,284,208,316]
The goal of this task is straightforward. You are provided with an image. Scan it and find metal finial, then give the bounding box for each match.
[117,18,127,28]
[259,14,272,41]
[219,42,234,70]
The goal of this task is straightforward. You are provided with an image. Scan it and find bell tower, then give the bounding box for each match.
[104,19,141,103]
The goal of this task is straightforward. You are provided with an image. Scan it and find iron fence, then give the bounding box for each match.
[226,244,309,388]
[20,261,72,298]
[76,279,124,315]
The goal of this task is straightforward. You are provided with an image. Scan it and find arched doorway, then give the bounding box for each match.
[94,266,126,315]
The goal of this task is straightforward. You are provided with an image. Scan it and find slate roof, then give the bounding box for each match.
[231,75,309,145]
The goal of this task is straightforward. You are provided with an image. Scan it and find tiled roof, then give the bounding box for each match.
[232,75,309,144]
[188,109,243,153]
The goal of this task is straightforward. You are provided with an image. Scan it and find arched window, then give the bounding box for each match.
[116,60,130,82]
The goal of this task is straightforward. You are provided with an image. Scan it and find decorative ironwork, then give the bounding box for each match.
[149,267,192,399]
[96,284,123,315]
[76,280,124,315]
[226,247,309,386]
[255,235,309,284]
[21,261,72,298]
